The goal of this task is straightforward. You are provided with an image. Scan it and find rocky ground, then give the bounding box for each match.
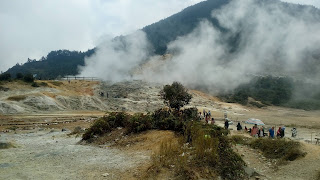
[1,80,320,179]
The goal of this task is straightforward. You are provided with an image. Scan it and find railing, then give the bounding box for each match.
[62,76,100,81]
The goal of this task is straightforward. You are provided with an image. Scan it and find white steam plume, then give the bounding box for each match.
[79,30,150,82]
[80,0,320,92]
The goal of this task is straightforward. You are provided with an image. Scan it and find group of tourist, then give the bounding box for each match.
[244,124,267,137]
[199,110,297,139]
[199,110,215,124]
[243,124,288,138]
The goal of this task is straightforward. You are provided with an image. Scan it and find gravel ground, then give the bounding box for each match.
[0,129,149,180]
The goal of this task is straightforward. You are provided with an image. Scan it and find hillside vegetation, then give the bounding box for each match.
[219,76,320,110]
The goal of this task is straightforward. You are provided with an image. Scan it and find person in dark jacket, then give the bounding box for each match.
[224,119,229,129]
[258,127,264,137]
[237,122,242,131]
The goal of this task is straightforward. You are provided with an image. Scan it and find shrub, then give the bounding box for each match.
[107,112,129,128]
[249,138,306,161]
[316,170,320,180]
[229,135,250,145]
[0,73,11,81]
[0,142,15,149]
[23,74,34,83]
[68,126,84,136]
[7,95,27,101]
[39,82,48,86]
[82,117,111,140]
[150,122,245,180]
[126,113,152,134]
[160,82,192,110]
[31,82,40,87]
[16,73,24,79]
[82,112,130,141]
[152,108,199,133]
[181,107,198,121]
[218,136,246,180]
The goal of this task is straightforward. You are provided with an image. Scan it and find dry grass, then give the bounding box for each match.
[7,95,27,101]
[234,137,307,161]
[316,170,320,180]
[145,123,245,180]
[49,81,63,87]
[68,126,84,136]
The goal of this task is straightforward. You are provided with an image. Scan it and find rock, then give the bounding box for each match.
[102,173,110,177]
[244,166,260,178]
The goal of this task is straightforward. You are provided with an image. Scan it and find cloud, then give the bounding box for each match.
[0,0,204,72]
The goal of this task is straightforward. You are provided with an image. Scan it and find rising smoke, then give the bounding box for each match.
[79,0,320,92]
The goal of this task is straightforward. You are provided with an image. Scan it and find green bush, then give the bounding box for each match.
[160,82,192,110]
[16,73,24,79]
[151,121,245,180]
[230,135,250,145]
[126,113,152,133]
[82,117,111,140]
[0,73,11,81]
[82,112,130,141]
[152,108,199,133]
[0,142,15,149]
[181,107,198,121]
[316,170,320,180]
[249,138,306,161]
[23,74,34,83]
[31,82,40,87]
[39,82,48,86]
[218,136,246,180]
[107,112,129,128]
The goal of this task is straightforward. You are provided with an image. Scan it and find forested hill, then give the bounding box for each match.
[4,0,230,79]
[142,0,229,54]
[4,0,319,79]
[5,49,95,79]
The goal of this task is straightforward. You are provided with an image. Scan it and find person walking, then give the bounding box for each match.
[251,124,259,137]
[277,127,282,137]
[269,127,275,138]
[224,119,229,129]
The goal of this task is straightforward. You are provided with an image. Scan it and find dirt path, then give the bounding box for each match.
[234,141,320,180]
[0,129,149,180]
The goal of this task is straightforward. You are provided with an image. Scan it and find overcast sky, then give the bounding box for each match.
[0,0,319,72]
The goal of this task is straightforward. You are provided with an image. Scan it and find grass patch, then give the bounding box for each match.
[249,138,306,161]
[0,85,9,91]
[6,126,19,131]
[68,126,84,136]
[31,82,40,87]
[83,108,198,142]
[7,95,27,101]
[229,135,251,145]
[39,82,48,86]
[147,122,246,180]
[316,170,320,180]
[50,81,63,86]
